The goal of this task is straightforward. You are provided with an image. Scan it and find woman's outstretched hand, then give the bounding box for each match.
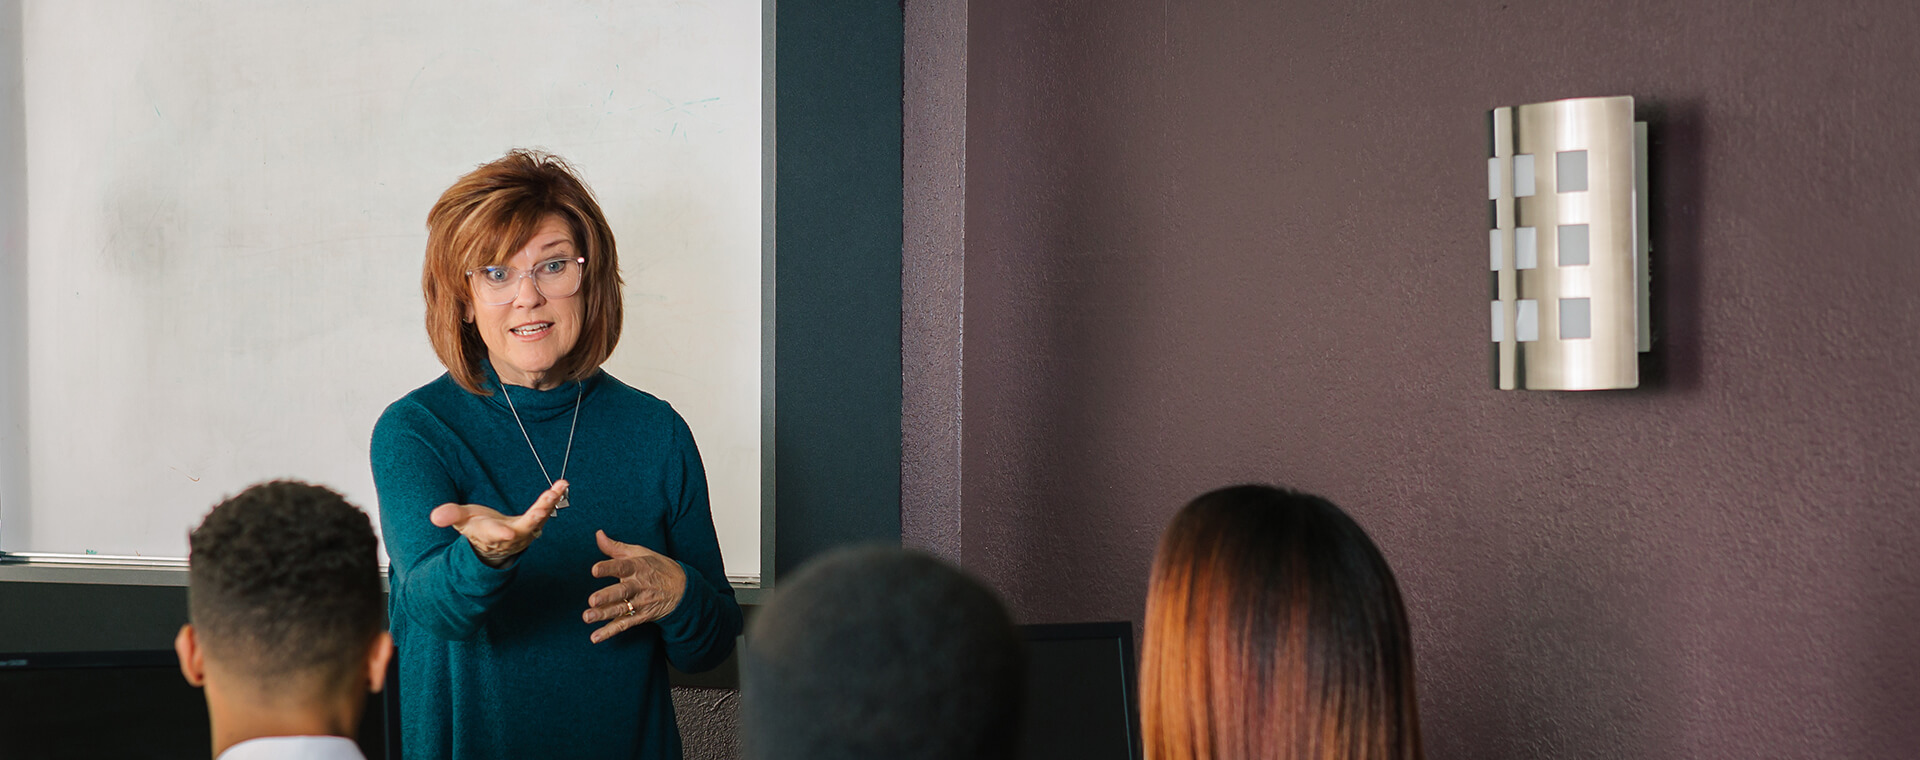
[430,480,567,568]
[583,530,688,643]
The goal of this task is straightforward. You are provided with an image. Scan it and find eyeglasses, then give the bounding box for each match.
[466,256,586,306]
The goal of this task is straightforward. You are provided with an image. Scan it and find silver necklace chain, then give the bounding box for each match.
[501,380,583,512]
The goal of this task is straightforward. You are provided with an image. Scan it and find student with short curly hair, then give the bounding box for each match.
[174,480,391,760]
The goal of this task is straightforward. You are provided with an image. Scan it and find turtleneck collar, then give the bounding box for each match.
[479,362,600,420]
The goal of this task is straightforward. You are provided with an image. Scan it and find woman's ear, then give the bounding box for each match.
[174,624,206,687]
[366,632,395,693]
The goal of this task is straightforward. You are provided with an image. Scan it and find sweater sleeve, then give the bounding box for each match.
[652,412,744,673]
[371,404,518,641]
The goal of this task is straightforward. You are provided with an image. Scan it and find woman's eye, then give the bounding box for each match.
[482,267,512,284]
[539,258,571,275]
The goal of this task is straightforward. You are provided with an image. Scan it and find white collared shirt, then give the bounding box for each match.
[216,736,367,760]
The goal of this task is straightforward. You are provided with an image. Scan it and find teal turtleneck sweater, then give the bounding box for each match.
[371,367,741,760]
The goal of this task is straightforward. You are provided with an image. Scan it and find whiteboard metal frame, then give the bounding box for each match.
[0,551,760,598]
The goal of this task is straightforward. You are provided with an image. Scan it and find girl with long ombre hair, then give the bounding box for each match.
[1141,485,1424,760]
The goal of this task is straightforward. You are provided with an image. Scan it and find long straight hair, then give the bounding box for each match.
[1141,485,1423,760]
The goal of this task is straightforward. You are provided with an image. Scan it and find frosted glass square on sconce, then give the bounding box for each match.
[1489,229,1503,270]
[1557,150,1588,192]
[1558,224,1589,266]
[1516,299,1539,342]
[1514,154,1536,197]
[1560,298,1592,339]
[1515,227,1538,270]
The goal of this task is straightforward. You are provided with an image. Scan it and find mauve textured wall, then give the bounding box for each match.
[944,1,1919,758]
[903,0,969,563]
[673,686,740,759]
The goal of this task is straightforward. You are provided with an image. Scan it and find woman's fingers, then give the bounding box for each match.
[462,517,523,545]
[590,556,637,579]
[430,503,489,529]
[512,488,561,535]
[586,582,679,642]
[583,580,639,623]
[432,506,516,545]
[429,499,552,569]
[582,532,690,642]
[595,529,647,560]
[586,571,635,608]
[590,613,641,644]
[432,499,552,539]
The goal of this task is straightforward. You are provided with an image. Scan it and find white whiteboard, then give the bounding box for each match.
[0,1,764,579]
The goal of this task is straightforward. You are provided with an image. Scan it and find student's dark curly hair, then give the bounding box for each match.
[187,480,384,681]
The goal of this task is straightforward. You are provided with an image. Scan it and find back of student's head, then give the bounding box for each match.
[1142,485,1423,760]
[187,480,384,688]
[741,546,1025,760]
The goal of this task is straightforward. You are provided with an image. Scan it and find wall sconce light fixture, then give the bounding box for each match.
[1488,96,1650,390]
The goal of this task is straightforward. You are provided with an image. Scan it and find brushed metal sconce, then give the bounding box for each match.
[1488,95,1650,390]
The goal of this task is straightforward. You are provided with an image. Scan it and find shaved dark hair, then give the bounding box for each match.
[187,480,384,681]
[742,547,1025,760]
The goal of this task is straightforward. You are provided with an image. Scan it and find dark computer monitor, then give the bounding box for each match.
[0,649,399,760]
[1017,622,1143,760]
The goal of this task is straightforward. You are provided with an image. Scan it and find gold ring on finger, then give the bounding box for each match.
[624,599,636,617]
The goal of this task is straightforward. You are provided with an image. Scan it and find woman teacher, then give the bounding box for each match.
[372,150,742,760]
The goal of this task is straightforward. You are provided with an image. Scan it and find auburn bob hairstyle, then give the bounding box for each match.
[422,150,624,395]
[1141,485,1424,760]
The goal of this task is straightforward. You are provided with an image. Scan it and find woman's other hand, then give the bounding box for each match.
[429,481,566,568]
[583,530,688,643]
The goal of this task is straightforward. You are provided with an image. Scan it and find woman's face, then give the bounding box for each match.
[467,214,585,389]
